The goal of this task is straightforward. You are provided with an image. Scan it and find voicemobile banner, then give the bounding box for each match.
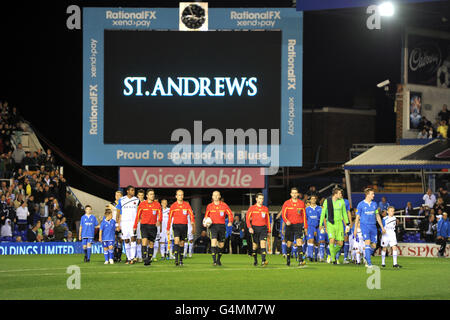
[119,167,265,188]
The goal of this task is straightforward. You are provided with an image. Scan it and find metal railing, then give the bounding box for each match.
[393,205,445,231]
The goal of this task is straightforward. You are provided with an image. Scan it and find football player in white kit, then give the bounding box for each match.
[184,214,194,258]
[135,189,145,263]
[152,198,161,262]
[349,209,365,265]
[381,206,402,268]
[117,186,139,264]
[109,190,123,262]
[158,199,172,260]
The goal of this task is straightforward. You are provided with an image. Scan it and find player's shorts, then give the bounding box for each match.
[173,224,188,240]
[136,222,142,240]
[82,237,94,246]
[357,233,365,251]
[251,225,268,243]
[140,224,157,242]
[121,221,135,240]
[349,233,355,247]
[102,240,114,248]
[381,231,397,247]
[360,223,377,243]
[210,223,226,242]
[285,223,304,242]
[342,221,350,236]
[319,229,328,242]
[326,221,345,241]
[307,225,319,241]
[159,230,168,243]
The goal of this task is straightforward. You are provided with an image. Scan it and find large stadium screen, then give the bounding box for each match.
[103,30,281,145]
[83,8,302,166]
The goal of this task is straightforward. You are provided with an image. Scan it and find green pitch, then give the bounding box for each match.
[0,254,448,300]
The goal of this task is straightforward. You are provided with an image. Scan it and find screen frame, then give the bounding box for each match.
[83,7,303,166]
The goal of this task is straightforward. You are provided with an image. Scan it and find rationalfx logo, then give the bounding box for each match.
[123,76,258,97]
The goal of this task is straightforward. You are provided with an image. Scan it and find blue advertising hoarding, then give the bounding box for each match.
[0,242,103,255]
[83,8,303,167]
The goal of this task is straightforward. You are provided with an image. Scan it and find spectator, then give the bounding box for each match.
[30,152,39,171]
[73,203,83,235]
[35,148,44,164]
[417,128,430,139]
[194,230,210,253]
[44,149,55,172]
[39,197,49,223]
[22,152,34,171]
[0,154,5,178]
[53,219,67,241]
[27,221,43,242]
[423,188,437,208]
[65,231,75,242]
[437,120,448,139]
[11,143,26,170]
[13,168,26,186]
[13,192,24,209]
[35,185,45,204]
[1,218,12,239]
[420,213,437,242]
[58,175,67,207]
[3,140,13,154]
[15,235,22,242]
[378,196,390,213]
[438,104,450,123]
[43,174,51,186]
[43,184,54,199]
[440,188,450,206]
[64,191,76,227]
[43,216,54,240]
[23,178,32,197]
[405,201,419,228]
[421,116,433,129]
[436,212,449,257]
[436,208,444,221]
[10,106,21,126]
[15,201,29,231]
[61,217,69,238]
[306,185,319,199]
[3,151,14,177]
[27,194,39,225]
[231,215,244,254]
[434,197,446,213]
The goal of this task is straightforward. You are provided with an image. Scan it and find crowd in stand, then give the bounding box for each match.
[417,104,449,139]
[0,100,81,243]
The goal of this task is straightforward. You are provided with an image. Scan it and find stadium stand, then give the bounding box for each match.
[0,100,79,243]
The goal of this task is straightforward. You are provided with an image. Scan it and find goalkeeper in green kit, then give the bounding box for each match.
[319,188,350,264]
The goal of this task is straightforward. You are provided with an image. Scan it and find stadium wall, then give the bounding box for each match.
[303,107,376,166]
[350,192,424,209]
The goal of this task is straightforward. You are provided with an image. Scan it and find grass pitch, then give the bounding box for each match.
[0,253,448,300]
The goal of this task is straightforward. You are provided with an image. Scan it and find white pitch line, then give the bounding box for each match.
[0,265,307,277]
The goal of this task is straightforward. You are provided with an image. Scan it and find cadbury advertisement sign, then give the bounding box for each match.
[408,34,450,88]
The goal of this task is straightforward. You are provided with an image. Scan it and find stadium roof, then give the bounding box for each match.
[343,140,450,170]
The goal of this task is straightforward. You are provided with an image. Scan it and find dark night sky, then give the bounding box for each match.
[0,0,449,199]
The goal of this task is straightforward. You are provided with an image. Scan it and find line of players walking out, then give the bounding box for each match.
[78,185,401,269]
